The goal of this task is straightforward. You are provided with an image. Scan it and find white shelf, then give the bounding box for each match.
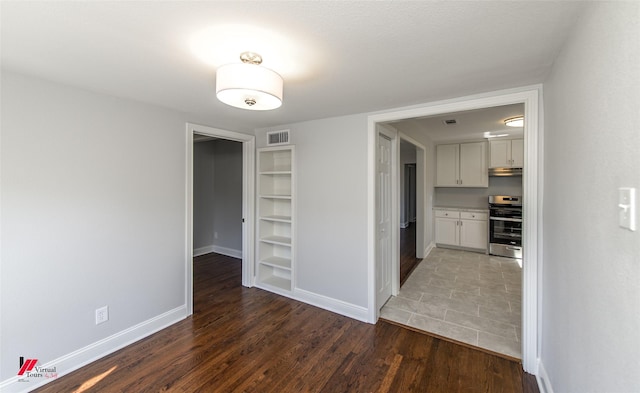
[259,171,292,175]
[260,235,291,246]
[258,275,291,292]
[260,215,292,223]
[259,256,292,270]
[259,194,292,200]
[257,145,294,294]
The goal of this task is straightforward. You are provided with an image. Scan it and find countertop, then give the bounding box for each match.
[433,206,489,213]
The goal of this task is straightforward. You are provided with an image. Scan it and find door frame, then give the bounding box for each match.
[375,125,398,310]
[399,132,427,261]
[366,86,542,374]
[185,123,255,315]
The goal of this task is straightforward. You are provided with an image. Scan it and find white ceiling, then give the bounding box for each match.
[0,1,584,133]
[390,103,525,143]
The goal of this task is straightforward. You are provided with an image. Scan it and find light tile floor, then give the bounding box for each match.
[381,247,522,358]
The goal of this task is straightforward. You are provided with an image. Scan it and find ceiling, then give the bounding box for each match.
[390,103,525,143]
[0,1,584,133]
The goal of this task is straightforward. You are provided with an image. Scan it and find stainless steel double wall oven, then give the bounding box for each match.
[489,195,523,259]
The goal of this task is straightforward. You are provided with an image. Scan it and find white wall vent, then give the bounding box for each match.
[267,130,290,146]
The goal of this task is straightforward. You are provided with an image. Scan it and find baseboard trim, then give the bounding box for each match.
[293,288,369,323]
[0,306,187,393]
[424,241,435,257]
[194,245,242,259]
[193,245,215,257]
[537,359,554,393]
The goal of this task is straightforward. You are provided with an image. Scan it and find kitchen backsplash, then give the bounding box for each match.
[434,176,523,208]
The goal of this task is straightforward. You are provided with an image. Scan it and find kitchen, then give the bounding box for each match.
[381,103,525,359]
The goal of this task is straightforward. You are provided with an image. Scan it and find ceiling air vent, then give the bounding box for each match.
[267,130,290,146]
[443,119,457,125]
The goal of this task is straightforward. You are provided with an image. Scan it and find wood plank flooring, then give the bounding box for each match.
[400,223,422,285]
[34,253,538,393]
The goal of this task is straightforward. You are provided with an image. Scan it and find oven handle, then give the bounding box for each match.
[490,217,523,223]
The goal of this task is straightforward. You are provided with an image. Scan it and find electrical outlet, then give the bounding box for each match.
[214,231,218,239]
[95,306,109,325]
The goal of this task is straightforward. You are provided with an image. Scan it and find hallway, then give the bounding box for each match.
[382,247,522,359]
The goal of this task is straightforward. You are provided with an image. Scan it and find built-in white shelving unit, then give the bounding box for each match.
[256,146,294,295]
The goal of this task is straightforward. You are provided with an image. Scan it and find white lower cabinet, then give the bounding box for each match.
[435,210,460,245]
[434,209,488,251]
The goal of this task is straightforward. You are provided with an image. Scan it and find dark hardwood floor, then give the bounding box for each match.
[400,223,422,285]
[35,253,538,392]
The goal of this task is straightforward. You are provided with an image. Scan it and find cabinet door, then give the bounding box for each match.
[435,144,459,187]
[435,217,459,246]
[489,139,511,168]
[510,139,524,167]
[459,219,487,250]
[459,142,488,187]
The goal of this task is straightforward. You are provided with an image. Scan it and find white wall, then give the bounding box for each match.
[256,115,369,308]
[0,71,252,387]
[434,176,523,209]
[541,2,640,392]
[193,141,217,250]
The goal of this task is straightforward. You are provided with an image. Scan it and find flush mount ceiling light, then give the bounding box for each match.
[504,116,524,127]
[216,52,283,111]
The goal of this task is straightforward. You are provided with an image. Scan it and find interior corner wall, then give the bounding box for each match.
[0,71,198,385]
[256,114,370,308]
[541,3,640,393]
[193,139,243,256]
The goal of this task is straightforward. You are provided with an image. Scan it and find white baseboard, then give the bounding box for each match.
[293,288,369,323]
[0,306,187,393]
[424,241,435,258]
[194,245,242,259]
[537,359,554,393]
[193,245,215,257]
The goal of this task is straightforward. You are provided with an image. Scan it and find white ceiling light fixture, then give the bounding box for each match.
[504,116,524,127]
[216,52,283,110]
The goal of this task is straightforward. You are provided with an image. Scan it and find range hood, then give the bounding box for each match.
[489,167,523,177]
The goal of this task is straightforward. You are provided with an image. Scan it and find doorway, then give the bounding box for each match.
[367,87,541,373]
[192,136,243,259]
[185,123,255,315]
[400,142,421,285]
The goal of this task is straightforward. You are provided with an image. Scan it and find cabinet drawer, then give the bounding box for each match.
[434,210,460,219]
[460,211,487,220]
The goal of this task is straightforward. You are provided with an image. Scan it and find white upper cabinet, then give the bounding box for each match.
[510,139,524,167]
[436,141,488,188]
[435,143,459,187]
[489,138,524,168]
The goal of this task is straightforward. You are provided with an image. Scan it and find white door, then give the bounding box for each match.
[376,133,392,310]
